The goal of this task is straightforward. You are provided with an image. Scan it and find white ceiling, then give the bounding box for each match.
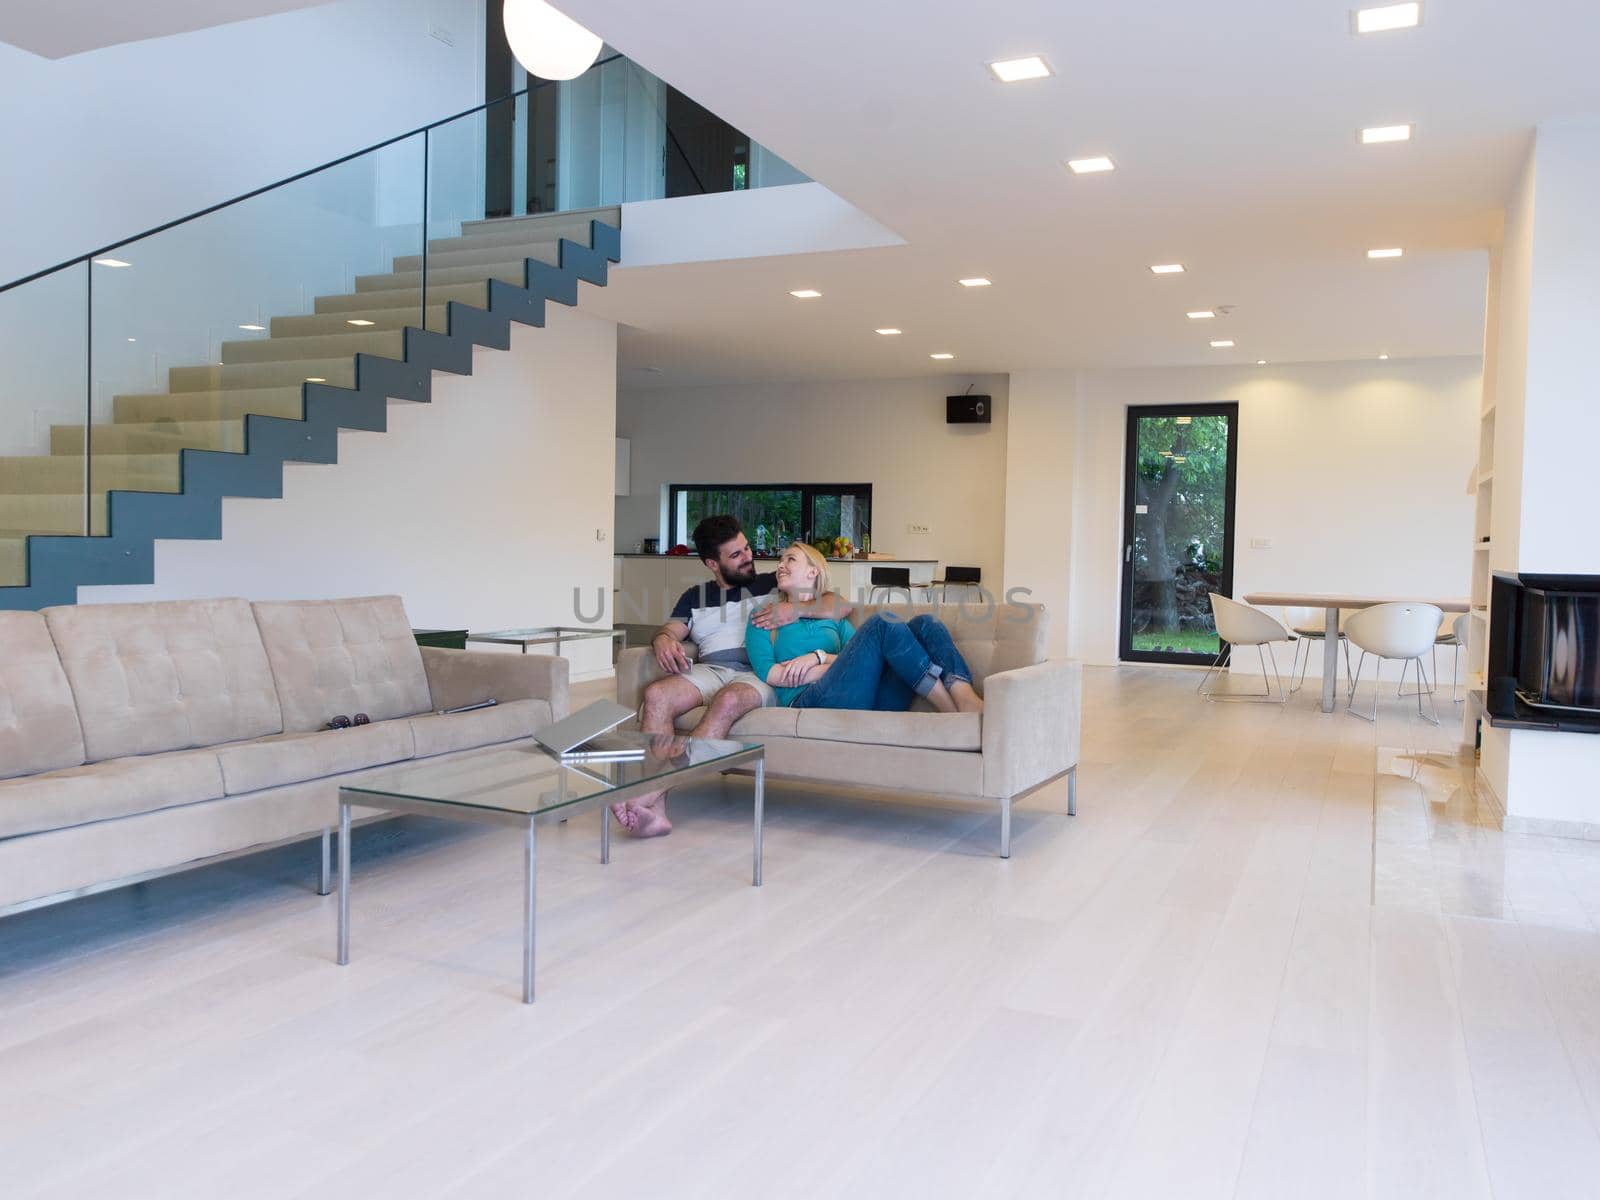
[558,0,1600,387]
[0,0,332,59]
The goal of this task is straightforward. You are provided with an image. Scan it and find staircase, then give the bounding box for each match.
[0,208,621,609]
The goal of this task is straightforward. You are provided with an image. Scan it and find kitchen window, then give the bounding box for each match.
[667,484,872,554]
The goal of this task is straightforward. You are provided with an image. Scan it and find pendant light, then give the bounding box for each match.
[503,0,603,81]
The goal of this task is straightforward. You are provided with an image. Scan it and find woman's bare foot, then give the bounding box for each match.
[613,792,672,837]
[632,806,673,838]
[950,680,984,714]
[925,680,958,713]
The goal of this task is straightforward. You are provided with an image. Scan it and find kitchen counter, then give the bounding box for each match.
[614,553,937,562]
[613,555,939,624]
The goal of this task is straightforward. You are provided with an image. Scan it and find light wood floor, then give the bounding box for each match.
[5,666,1600,1198]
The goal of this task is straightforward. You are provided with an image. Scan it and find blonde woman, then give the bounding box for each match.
[745,543,982,713]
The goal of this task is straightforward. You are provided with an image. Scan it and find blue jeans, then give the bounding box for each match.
[791,614,973,711]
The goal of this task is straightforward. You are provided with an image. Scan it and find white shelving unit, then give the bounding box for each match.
[1463,383,1497,743]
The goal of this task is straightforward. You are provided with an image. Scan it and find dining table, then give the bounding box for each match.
[1241,592,1472,714]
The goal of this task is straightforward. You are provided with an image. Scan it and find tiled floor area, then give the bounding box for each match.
[4,666,1600,1198]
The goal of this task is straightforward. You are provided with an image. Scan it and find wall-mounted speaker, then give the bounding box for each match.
[946,394,991,424]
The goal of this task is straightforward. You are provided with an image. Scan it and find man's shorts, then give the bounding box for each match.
[680,662,775,708]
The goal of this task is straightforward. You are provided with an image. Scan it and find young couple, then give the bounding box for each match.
[615,515,980,837]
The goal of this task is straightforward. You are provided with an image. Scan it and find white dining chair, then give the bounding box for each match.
[1344,602,1445,725]
[1197,594,1295,704]
[1398,613,1468,704]
[1283,605,1357,698]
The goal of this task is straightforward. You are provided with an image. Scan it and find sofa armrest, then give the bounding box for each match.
[615,642,699,710]
[981,658,1082,799]
[420,647,570,721]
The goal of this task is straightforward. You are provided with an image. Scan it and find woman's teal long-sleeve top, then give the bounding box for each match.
[745,615,856,706]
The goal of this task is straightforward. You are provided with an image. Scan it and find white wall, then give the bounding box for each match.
[616,374,1009,587]
[1478,123,1600,834]
[80,307,620,680]
[1006,358,1481,670]
[1003,370,1076,656]
[1518,119,1600,575]
[0,0,485,284]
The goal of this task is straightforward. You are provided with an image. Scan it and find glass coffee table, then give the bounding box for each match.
[466,626,627,657]
[335,733,765,1003]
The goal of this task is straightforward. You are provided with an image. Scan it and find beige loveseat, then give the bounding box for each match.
[617,601,1080,857]
[0,595,568,916]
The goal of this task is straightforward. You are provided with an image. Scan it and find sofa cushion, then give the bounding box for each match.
[214,719,415,796]
[674,707,801,737]
[0,748,225,839]
[0,612,87,780]
[854,602,1049,688]
[43,598,283,762]
[251,596,432,733]
[410,697,553,759]
[793,708,982,752]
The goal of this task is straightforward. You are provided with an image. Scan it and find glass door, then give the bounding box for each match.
[1119,404,1239,665]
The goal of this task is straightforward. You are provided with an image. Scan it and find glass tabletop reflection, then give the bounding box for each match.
[340,732,759,817]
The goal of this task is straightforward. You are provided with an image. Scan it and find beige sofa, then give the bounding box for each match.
[0,595,568,916]
[617,601,1080,857]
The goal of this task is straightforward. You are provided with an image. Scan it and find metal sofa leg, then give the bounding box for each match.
[1000,794,1012,859]
[318,828,333,896]
[1068,765,1077,817]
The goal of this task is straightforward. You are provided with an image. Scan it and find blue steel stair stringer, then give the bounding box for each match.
[0,221,620,611]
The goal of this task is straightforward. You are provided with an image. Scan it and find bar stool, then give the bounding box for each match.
[931,565,982,604]
[867,566,914,604]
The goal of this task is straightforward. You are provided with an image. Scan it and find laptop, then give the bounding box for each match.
[533,699,642,759]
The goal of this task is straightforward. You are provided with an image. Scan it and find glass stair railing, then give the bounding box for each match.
[0,49,803,608]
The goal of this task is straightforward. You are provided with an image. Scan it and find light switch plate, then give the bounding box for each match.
[1250,537,1273,549]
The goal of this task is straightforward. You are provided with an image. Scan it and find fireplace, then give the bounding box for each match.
[1487,572,1600,733]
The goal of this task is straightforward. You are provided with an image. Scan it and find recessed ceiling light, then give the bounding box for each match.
[1066,156,1115,174]
[1174,416,1192,425]
[239,323,266,331]
[346,318,376,326]
[126,337,137,343]
[1361,123,1413,144]
[958,277,992,288]
[1355,3,1421,34]
[987,55,1053,83]
[1187,310,1216,320]
[305,376,327,382]
[92,257,131,268]
[1172,455,1188,463]
[875,328,902,336]
[789,289,822,299]
[1150,263,1185,275]
[1210,339,1235,348]
[930,352,955,360]
[1378,353,1390,360]
[1367,247,1404,258]
[1256,359,1267,365]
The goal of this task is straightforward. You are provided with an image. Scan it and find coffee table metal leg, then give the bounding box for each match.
[601,798,611,864]
[753,757,764,887]
[524,818,537,1003]
[337,800,351,965]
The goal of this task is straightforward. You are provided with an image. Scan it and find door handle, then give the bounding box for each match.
[1125,545,1133,563]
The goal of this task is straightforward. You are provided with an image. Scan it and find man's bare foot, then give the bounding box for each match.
[950,680,984,714]
[610,800,638,831]
[925,680,958,713]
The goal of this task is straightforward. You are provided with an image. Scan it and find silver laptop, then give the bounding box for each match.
[533,699,640,759]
